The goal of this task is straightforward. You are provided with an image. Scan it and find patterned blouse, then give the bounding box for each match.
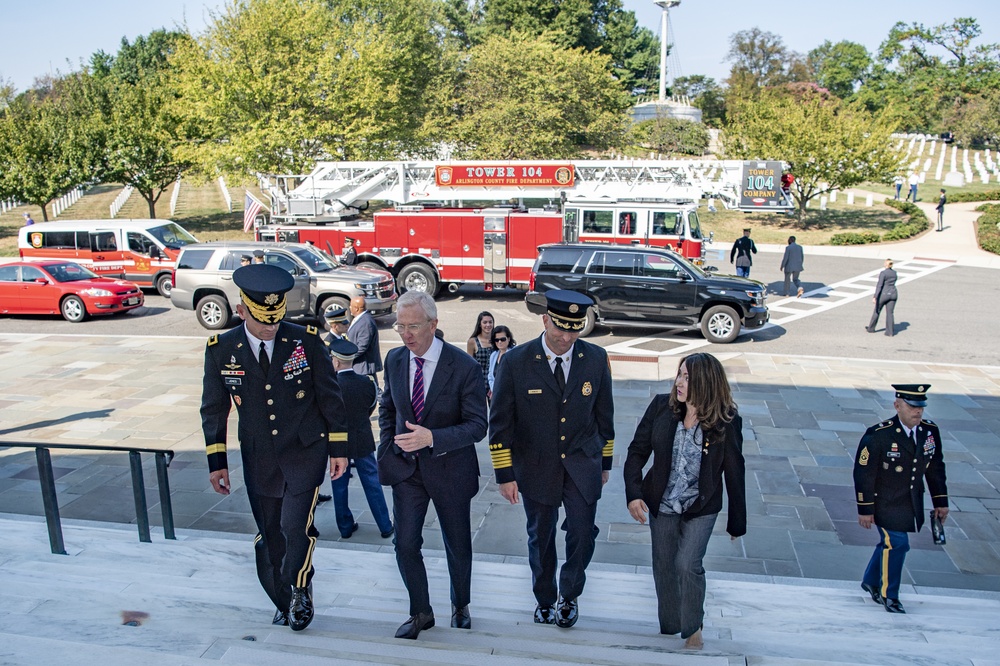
[473,337,494,390]
[659,423,703,515]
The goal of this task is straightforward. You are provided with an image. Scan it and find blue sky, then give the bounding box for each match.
[1,1,997,93]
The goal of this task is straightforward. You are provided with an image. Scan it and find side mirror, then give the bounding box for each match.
[35,278,49,284]
[708,231,715,244]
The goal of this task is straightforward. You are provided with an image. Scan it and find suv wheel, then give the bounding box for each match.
[197,294,232,330]
[580,306,596,337]
[701,305,741,344]
[320,296,350,319]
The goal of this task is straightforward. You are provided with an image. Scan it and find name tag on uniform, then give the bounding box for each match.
[887,451,901,459]
[528,389,542,394]
[225,377,242,386]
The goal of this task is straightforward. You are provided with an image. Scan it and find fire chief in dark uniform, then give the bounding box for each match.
[489,290,615,628]
[201,264,349,631]
[854,384,948,614]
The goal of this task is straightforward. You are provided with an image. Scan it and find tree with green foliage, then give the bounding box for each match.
[725,27,807,95]
[951,89,1000,147]
[172,0,445,178]
[725,89,902,225]
[807,40,872,99]
[671,75,726,127]
[448,32,630,159]
[629,115,708,156]
[602,10,659,95]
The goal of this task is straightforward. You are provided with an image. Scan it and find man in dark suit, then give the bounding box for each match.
[326,337,394,539]
[378,291,487,639]
[201,264,349,631]
[489,290,615,628]
[729,228,757,277]
[854,384,948,613]
[867,259,898,336]
[348,295,382,381]
[936,188,946,232]
[340,237,357,265]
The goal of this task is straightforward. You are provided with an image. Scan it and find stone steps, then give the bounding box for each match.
[1,514,998,666]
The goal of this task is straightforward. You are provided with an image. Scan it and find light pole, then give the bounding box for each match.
[654,0,681,102]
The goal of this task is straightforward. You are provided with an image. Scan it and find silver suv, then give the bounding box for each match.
[171,241,397,329]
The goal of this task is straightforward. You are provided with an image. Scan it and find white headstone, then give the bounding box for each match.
[866,193,874,207]
[847,192,855,205]
[830,190,837,203]
[943,171,965,187]
[820,196,828,210]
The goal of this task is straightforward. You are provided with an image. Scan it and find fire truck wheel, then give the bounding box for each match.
[701,305,741,344]
[580,307,596,337]
[196,294,232,330]
[398,264,438,296]
[155,273,173,298]
[61,296,88,323]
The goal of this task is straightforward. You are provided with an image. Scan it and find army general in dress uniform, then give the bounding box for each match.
[854,384,948,614]
[489,290,615,628]
[201,264,349,631]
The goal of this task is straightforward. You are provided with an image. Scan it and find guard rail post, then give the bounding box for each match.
[155,452,176,540]
[35,448,67,555]
[129,451,151,543]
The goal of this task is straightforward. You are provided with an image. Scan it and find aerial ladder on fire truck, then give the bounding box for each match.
[259,159,791,224]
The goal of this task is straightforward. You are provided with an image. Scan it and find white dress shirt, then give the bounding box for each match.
[244,326,274,362]
[539,333,572,383]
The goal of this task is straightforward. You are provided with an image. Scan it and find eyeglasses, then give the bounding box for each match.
[393,321,431,334]
[494,336,508,343]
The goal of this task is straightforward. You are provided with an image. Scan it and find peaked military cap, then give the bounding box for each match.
[324,307,349,325]
[240,254,252,262]
[252,249,265,259]
[344,237,355,244]
[233,264,294,324]
[328,336,358,361]
[545,290,593,331]
[892,383,930,407]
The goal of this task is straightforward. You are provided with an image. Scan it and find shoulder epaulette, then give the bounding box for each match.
[875,421,893,431]
[306,325,318,335]
[207,334,219,347]
[921,418,937,426]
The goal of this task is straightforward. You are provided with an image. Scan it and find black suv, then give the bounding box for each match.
[526,243,768,343]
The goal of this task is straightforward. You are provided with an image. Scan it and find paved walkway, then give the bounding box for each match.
[0,334,998,595]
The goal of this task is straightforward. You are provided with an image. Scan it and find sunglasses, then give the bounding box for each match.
[494,336,508,343]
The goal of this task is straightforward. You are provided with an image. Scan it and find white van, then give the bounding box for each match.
[18,219,198,297]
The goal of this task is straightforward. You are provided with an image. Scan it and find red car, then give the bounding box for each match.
[0,261,144,322]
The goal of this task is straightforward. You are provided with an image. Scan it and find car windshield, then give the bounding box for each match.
[147,223,198,249]
[671,252,708,278]
[44,262,100,282]
[290,245,339,273]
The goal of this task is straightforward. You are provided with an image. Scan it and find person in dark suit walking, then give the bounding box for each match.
[729,228,757,278]
[854,384,948,614]
[378,291,488,639]
[623,353,746,650]
[867,259,898,336]
[327,337,393,540]
[201,264,349,632]
[348,295,382,381]
[489,290,615,629]
[779,235,805,297]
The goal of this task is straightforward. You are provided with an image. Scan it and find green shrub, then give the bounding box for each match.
[949,189,1000,203]
[830,231,882,245]
[976,204,1000,255]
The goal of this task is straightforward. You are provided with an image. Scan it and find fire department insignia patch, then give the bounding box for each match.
[438,167,453,185]
[859,446,869,466]
[554,167,573,185]
[582,381,592,396]
[569,304,579,314]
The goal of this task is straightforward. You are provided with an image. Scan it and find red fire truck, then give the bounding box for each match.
[256,160,789,295]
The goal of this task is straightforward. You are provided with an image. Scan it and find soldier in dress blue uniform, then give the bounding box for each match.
[324,307,350,345]
[201,264,349,631]
[854,384,949,614]
[489,290,615,628]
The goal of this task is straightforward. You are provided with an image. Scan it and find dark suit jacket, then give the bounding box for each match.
[489,336,615,507]
[201,322,348,497]
[730,235,758,266]
[874,268,898,302]
[377,340,487,501]
[622,395,747,537]
[854,414,948,532]
[348,310,383,376]
[337,369,377,459]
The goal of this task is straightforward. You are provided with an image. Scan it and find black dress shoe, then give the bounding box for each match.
[861,582,883,605]
[865,326,875,333]
[555,597,578,628]
[380,525,395,539]
[884,598,906,614]
[317,494,332,503]
[288,586,314,631]
[451,604,471,629]
[395,611,435,639]
[272,608,289,626]
[533,604,556,624]
[340,522,359,539]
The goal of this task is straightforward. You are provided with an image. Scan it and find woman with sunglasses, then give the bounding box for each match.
[486,326,516,400]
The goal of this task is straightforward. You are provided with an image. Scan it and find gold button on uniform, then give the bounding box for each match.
[561,454,566,459]
[270,414,276,421]
[265,384,272,391]
[560,436,566,441]
[272,429,278,435]
[267,399,273,405]
[560,417,566,423]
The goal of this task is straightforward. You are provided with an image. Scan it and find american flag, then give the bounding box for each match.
[243,192,264,233]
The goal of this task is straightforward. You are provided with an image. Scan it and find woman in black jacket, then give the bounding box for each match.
[623,352,746,650]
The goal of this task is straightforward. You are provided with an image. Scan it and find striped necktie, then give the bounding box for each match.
[412,357,425,423]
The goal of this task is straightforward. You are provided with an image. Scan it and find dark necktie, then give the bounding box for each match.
[258,341,270,376]
[554,357,566,393]
[412,357,425,423]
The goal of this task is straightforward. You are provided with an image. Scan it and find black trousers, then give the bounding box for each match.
[522,471,599,606]
[391,463,474,616]
[247,485,321,611]
[868,296,896,336]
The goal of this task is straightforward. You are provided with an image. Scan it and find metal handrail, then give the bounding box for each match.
[0,441,176,554]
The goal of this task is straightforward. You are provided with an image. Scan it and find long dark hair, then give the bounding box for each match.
[668,352,736,432]
[470,311,494,339]
[491,325,516,348]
